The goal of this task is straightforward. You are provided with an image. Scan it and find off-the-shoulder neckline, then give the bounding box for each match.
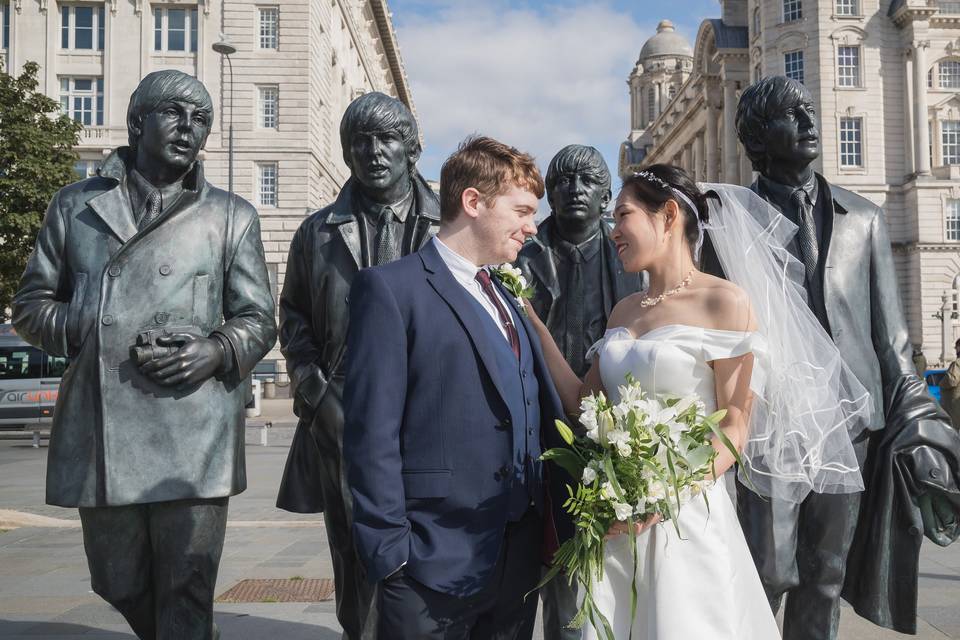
[608,323,756,341]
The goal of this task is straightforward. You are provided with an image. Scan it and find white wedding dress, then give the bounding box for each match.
[583,323,781,640]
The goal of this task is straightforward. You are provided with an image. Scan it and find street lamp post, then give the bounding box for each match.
[212,35,237,195]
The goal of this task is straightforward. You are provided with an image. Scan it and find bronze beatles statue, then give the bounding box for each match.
[701,75,960,638]
[276,91,441,639]
[12,70,277,639]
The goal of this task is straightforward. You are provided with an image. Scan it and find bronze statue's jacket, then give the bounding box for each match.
[12,148,277,507]
[276,174,440,513]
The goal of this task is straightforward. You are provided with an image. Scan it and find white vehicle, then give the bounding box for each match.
[0,324,66,428]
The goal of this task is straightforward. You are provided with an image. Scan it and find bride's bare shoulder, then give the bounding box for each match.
[694,274,756,332]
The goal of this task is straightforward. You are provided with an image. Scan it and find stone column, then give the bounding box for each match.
[942,292,952,365]
[722,80,739,183]
[694,133,705,181]
[913,40,932,176]
[654,82,662,120]
[705,94,719,181]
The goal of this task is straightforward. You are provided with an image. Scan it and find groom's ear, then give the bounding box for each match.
[461,187,483,220]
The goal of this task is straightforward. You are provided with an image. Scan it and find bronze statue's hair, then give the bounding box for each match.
[126,70,214,149]
[544,144,612,213]
[735,75,812,173]
[339,91,420,171]
[439,135,544,224]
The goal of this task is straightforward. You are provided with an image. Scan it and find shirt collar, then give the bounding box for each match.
[552,227,601,263]
[126,167,158,216]
[358,184,414,223]
[758,172,819,208]
[432,236,484,287]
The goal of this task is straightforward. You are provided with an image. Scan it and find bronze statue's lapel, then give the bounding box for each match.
[326,181,363,269]
[87,188,138,244]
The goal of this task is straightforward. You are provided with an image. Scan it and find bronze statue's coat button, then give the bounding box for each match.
[102,315,114,326]
[159,264,172,276]
[108,265,121,277]
[155,312,169,325]
[930,468,941,480]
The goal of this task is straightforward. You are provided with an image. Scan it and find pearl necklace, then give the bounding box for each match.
[639,270,695,308]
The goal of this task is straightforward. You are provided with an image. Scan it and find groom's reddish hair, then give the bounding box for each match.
[439,135,544,223]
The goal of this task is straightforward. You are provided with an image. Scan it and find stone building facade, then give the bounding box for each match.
[1,0,413,375]
[621,0,960,365]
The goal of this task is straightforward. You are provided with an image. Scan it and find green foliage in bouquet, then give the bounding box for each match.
[538,374,747,640]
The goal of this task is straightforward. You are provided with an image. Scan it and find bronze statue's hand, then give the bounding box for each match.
[140,333,224,387]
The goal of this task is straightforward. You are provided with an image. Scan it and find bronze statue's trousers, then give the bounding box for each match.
[78,497,228,640]
[309,379,377,640]
[735,437,868,640]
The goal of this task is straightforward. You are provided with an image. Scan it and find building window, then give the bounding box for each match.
[59,77,104,126]
[60,5,105,51]
[646,86,656,125]
[753,7,761,34]
[3,1,11,49]
[836,0,858,15]
[943,120,960,165]
[784,50,804,84]
[839,117,863,167]
[837,45,861,87]
[258,162,277,206]
[783,0,802,22]
[667,85,676,102]
[73,159,99,179]
[152,6,197,52]
[940,60,960,88]
[258,86,278,129]
[947,200,960,241]
[258,7,278,49]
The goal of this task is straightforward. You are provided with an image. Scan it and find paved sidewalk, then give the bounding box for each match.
[0,398,958,638]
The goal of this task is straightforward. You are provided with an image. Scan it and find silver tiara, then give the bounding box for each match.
[631,170,699,220]
[631,170,671,191]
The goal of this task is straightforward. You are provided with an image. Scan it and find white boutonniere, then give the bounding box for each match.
[490,264,534,313]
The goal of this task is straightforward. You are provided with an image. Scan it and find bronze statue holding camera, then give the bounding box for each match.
[12,70,277,640]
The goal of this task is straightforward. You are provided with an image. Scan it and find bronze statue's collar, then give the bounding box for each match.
[326,174,440,225]
[97,146,205,193]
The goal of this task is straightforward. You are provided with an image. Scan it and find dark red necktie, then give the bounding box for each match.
[475,269,520,360]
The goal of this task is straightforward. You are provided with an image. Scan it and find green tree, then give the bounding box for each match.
[0,61,82,321]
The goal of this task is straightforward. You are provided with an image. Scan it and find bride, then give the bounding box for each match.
[527,164,868,639]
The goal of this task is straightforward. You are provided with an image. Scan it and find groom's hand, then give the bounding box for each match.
[605,514,662,539]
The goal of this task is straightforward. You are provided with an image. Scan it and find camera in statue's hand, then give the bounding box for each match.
[134,328,224,388]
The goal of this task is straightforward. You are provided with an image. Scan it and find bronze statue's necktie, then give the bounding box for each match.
[375,209,399,264]
[791,189,819,285]
[140,191,162,230]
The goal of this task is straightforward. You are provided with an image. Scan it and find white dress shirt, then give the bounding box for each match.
[432,236,512,343]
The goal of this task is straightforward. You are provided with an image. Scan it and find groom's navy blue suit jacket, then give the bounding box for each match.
[342,240,569,597]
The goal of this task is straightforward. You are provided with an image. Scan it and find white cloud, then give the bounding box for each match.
[394,3,657,185]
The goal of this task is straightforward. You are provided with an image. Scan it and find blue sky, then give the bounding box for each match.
[388,0,716,193]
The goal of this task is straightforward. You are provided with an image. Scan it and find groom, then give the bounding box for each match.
[343,135,567,638]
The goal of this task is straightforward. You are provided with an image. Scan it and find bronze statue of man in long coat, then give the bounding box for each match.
[276,91,440,639]
[12,70,277,639]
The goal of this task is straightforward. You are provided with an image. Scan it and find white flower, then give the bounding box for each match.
[582,466,597,484]
[585,427,600,443]
[645,481,667,505]
[579,409,598,432]
[607,429,633,458]
[601,481,617,500]
[613,502,633,520]
[597,410,615,445]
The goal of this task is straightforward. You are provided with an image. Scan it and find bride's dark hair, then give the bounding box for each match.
[620,164,708,251]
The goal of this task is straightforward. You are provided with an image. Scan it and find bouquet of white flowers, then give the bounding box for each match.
[539,374,745,640]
